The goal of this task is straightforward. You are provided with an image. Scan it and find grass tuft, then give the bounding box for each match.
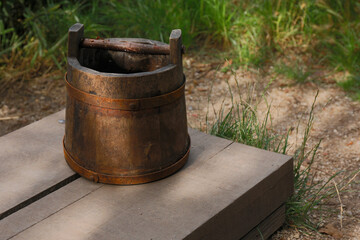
[210,90,288,154]
[274,61,313,83]
[208,81,358,231]
[1,0,360,81]
[338,75,360,101]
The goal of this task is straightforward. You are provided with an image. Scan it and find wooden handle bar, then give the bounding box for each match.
[80,38,184,55]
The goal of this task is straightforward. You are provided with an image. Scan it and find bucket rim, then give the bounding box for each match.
[67,57,176,79]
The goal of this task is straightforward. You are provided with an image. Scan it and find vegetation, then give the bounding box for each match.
[1,1,360,74]
[209,82,289,154]
[209,84,358,231]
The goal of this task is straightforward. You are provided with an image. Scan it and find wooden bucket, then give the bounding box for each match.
[63,23,190,185]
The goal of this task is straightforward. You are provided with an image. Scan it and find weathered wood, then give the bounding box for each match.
[81,38,170,55]
[67,23,84,59]
[169,29,182,66]
[0,178,101,240]
[182,142,293,240]
[169,29,183,81]
[67,61,179,98]
[0,127,231,239]
[242,204,286,240]
[0,110,293,239]
[79,38,171,73]
[0,174,78,221]
[66,25,189,185]
[106,51,170,73]
[0,110,78,220]
[5,129,293,240]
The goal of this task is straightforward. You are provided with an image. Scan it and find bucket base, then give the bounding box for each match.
[63,136,190,185]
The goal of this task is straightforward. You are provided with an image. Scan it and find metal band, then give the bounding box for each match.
[63,135,190,185]
[65,73,185,111]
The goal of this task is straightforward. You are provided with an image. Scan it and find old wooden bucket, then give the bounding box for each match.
[63,23,190,185]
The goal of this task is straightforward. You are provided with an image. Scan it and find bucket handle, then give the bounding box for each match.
[80,38,184,55]
[68,23,184,64]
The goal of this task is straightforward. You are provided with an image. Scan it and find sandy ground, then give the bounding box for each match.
[0,55,359,239]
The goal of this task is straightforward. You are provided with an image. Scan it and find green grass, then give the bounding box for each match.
[209,84,357,231]
[210,92,288,154]
[0,0,235,63]
[274,61,313,83]
[1,0,360,70]
[2,0,359,100]
[338,75,360,101]
[284,92,336,230]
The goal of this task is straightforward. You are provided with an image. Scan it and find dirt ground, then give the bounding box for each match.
[0,55,359,239]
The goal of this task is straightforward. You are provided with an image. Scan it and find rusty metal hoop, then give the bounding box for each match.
[63,136,190,185]
[64,73,186,111]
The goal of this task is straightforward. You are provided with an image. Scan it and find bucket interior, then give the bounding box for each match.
[79,48,170,74]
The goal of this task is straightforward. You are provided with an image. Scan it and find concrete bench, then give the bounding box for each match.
[0,110,293,240]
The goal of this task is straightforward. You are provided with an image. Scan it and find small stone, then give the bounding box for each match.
[185,59,191,68]
[0,105,9,116]
[58,119,65,124]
